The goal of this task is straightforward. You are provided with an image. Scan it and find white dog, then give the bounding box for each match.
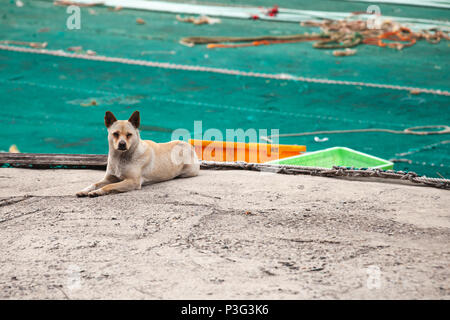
[77,111,199,197]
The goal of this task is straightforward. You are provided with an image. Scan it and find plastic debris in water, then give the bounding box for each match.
[333,48,357,57]
[176,15,221,25]
[67,46,82,52]
[81,99,98,107]
[9,145,20,153]
[30,42,47,49]
[314,136,329,142]
[266,5,279,17]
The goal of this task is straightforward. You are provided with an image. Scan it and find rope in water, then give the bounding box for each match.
[207,37,325,49]
[303,20,449,50]
[183,33,364,49]
[261,127,450,171]
[262,125,450,142]
[396,140,450,157]
[200,161,450,189]
[182,21,449,50]
[180,34,329,47]
[1,44,449,96]
[181,34,329,45]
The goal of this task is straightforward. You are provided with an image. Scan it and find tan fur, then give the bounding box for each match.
[76,111,199,197]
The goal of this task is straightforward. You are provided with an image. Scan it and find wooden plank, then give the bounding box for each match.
[0,153,107,169]
[1,153,107,160]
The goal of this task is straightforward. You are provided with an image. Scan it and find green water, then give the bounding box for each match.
[0,0,449,177]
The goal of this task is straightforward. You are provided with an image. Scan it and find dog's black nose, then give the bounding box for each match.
[118,141,127,150]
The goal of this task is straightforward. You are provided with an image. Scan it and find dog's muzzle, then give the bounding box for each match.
[118,141,127,151]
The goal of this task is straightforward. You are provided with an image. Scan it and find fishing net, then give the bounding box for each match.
[0,0,449,177]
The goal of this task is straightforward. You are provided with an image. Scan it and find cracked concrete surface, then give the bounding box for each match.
[0,168,449,299]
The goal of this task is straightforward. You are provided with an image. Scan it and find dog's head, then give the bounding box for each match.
[104,111,140,152]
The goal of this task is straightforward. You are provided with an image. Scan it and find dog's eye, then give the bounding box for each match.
[127,133,132,138]
[113,132,119,138]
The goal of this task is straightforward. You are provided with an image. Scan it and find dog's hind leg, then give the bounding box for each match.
[171,142,200,178]
[178,162,200,178]
[178,152,200,178]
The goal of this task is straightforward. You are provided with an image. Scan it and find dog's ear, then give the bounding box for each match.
[128,111,140,129]
[104,111,117,128]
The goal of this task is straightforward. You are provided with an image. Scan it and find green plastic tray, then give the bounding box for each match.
[267,147,394,170]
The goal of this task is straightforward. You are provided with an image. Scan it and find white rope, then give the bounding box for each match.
[343,0,450,9]
[261,126,450,142]
[66,0,450,30]
[1,44,449,96]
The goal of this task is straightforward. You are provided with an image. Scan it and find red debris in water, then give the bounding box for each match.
[251,15,259,20]
[266,5,279,17]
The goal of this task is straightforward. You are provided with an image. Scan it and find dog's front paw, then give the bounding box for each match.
[76,190,90,197]
[88,189,106,197]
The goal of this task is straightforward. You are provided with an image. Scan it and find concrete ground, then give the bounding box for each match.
[0,167,449,299]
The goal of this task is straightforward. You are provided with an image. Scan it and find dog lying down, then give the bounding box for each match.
[76,111,199,197]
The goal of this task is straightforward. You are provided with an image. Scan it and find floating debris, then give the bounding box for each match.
[67,46,82,52]
[333,48,357,56]
[314,136,329,142]
[9,145,20,153]
[0,40,47,48]
[136,18,146,25]
[186,18,449,50]
[53,0,102,7]
[303,19,449,50]
[265,5,279,17]
[81,99,98,107]
[30,42,48,48]
[176,15,221,25]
